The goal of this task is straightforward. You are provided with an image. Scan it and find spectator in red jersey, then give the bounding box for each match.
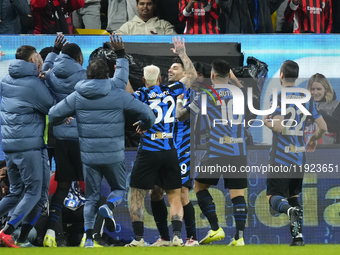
[31,0,85,34]
[284,0,332,33]
[179,0,219,34]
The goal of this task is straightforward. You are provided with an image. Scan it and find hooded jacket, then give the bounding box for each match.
[45,53,86,140]
[49,78,155,165]
[0,59,55,152]
[115,15,176,35]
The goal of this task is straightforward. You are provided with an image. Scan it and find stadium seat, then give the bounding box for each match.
[73,29,110,35]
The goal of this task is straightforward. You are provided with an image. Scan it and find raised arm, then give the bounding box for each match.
[170,37,197,90]
[109,34,129,90]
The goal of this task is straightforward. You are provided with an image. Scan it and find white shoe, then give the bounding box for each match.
[171,236,184,247]
[150,237,171,247]
[185,237,199,246]
[228,237,245,246]
[125,238,145,247]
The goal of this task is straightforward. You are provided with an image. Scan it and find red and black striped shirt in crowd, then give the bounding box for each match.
[284,0,332,33]
[179,0,219,34]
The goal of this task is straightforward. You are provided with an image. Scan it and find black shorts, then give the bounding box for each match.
[54,139,83,182]
[179,151,192,189]
[266,164,304,197]
[130,149,182,190]
[195,155,248,189]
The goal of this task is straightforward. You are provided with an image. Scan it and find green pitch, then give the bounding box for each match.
[0,245,340,255]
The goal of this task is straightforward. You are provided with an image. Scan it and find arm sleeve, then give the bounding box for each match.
[42,52,58,71]
[132,90,147,102]
[32,80,56,115]
[179,0,190,22]
[109,58,129,90]
[325,0,333,33]
[11,0,31,16]
[271,92,282,117]
[284,0,298,23]
[207,0,219,20]
[163,21,177,35]
[30,0,48,9]
[48,93,77,126]
[122,91,155,130]
[70,0,85,11]
[319,104,340,132]
[165,82,185,97]
[115,23,129,35]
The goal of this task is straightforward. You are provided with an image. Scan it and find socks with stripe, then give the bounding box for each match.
[196,189,219,231]
[151,199,170,241]
[269,195,291,215]
[183,202,197,240]
[232,196,247,240]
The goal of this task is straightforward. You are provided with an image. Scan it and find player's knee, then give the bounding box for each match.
[150,186,164,201]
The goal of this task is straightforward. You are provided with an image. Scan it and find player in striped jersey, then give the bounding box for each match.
[262,60,327,246]
[126,37,197,247]
[146,60,202,247]
[190,60,248,246]
[284,0,332,33]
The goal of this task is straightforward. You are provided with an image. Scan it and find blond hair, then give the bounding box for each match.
[307,73,334,103]
[143,65,160,86]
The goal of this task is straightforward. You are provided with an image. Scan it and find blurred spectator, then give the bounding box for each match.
[0,0,31,34]
[284,0,332,33]
[31,0,85,34]
[332,0,339,32]
[218,0,285,33]
[72,0,101,29]
[275,0,293,32]
[115,0,176,35]
[305,73,340,144]
[20,0,35,34]
[106,0,128,33]
[158,0,184,34]
[179,0,219,34]
[126,0,138,20]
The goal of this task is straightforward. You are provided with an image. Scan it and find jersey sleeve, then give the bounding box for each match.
[132,89,147,103]
[311,99,322,120]
[164,82,185,97]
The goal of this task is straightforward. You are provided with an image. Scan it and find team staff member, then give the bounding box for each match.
[0,45,54,248]
[49,35,155,248]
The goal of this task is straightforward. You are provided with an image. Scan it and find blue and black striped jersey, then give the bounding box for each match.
[133,82,185,151]
[269,90,321,166]
[199,86,247,157]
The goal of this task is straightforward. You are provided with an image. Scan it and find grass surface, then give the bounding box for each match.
[1,245,340,255]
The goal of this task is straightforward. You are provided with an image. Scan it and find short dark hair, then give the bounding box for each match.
[193,62,206,77]
[86,58,110,79]
[89,42,116,78]
[62,43,82,62]
[136,0,157,4]
[39,47,53,61]
[15,45,37,61]
[280,60,299,83]
[211,59,230,78]
[172,56,184,70]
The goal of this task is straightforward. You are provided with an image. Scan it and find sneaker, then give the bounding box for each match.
[84,239,94,248]
[15,241,36,248]
[43,234,57,247]
[150,237,171,247]
[290,237,305,246]
[99,204,116,232]
[171,236,184,247]
[79,234,103,248]
[0,230,19,248]
[185,237,199,246]
[228,237,245,246]
[290,207,303,238]
[199,227,225,244]
[125,238,145,247]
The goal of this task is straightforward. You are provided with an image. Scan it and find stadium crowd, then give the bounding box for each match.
[0,0,340,34]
